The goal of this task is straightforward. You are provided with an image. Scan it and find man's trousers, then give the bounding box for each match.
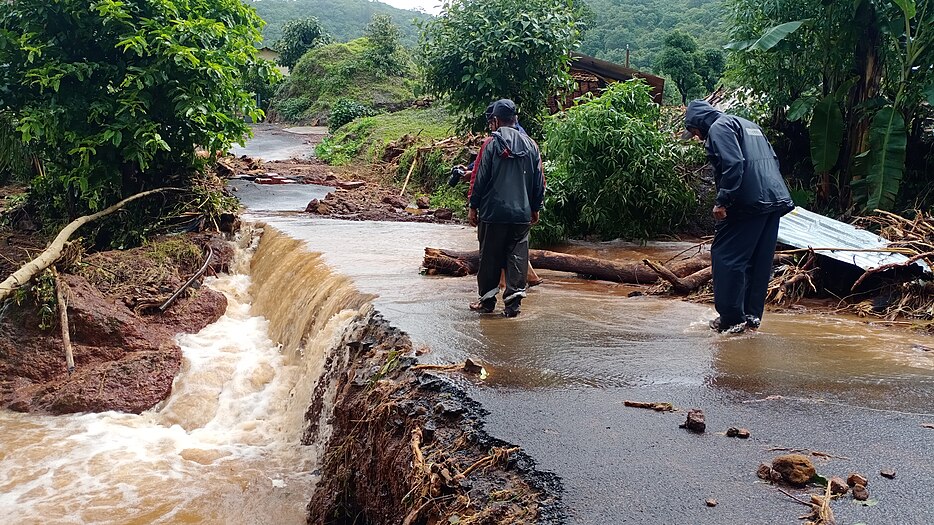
[476,221,531,315]
[711,210,783,329]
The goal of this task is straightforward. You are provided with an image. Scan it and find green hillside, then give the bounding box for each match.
[578,0,726,72]
[243,0,431,46]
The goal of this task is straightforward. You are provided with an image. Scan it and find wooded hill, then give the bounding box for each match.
[246,0,727,74]
[578,0,726,72]
[243,0,431,45]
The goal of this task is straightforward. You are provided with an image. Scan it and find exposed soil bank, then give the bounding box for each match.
[0,232,233,414]
[243,225,561,524]
[304,307,562,525]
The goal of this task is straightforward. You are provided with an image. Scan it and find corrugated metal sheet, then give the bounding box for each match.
[778,207,928,271]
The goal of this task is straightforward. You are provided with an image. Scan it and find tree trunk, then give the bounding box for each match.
[642,259,713,294]
[422,247,710,285]
[842,2,882,208]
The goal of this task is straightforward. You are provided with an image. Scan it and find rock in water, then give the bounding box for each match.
[880,469,896,479]
[680,409,706,433]
[771,454,816,486]
[726,427,750,438]
[705,498,718,507]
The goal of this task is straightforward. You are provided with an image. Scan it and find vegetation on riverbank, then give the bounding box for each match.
[0,0,267,246]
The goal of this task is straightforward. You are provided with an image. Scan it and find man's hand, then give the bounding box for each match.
[712,205,727,221]
[531,210,540,225]
[468,208,478,227]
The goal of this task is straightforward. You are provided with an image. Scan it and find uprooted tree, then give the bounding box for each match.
[0,0,278,242]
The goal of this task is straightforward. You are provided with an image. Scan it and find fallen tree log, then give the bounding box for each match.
[642,253,790,295]
[423,247,710,284]
[0,188,174,302]
[643,259,712,294]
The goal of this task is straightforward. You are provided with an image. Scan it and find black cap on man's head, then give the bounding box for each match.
[484,103,495,121]
[490,99,517,119]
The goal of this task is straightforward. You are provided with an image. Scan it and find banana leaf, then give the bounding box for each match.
[864,106,907,211]
[725,20,807,52]
[748,21,807,52]
[809,95,844,173]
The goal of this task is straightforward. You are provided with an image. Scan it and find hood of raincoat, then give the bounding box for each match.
[685,100,724,137]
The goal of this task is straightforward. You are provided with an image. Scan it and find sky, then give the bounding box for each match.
[379,0,444,14]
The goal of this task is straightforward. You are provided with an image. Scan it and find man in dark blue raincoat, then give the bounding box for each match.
[684,100,795,333]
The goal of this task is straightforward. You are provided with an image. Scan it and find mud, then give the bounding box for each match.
[304,304,561,524]
[0,232,232,414]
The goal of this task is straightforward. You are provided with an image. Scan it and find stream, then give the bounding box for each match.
[2,129,932,524]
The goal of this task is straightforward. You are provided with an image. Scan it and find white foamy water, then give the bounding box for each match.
[0,246,357,524]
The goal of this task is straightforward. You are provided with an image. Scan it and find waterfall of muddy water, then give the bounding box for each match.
[0,225,367,524]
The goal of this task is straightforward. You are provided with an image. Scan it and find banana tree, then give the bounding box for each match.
[853,0,933,211]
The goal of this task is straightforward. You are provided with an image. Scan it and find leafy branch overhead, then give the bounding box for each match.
[724,0,934,213]
[0,0,278,219]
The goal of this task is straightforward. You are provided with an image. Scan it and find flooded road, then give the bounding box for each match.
[241,178,934,524]
[228,124,325,161]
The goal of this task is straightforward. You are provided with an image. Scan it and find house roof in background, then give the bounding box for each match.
[570,52,664,103]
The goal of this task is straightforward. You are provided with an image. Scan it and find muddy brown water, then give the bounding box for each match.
[0,230,365,523]
[240,183,934,524]
[3,175,933,523]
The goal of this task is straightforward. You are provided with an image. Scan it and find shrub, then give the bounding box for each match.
[277,96,314,122]
[329,98,376,131]
[537,80,696,242]
[315,118,376,165]
[274,17,332,70]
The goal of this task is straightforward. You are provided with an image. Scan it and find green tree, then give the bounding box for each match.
[724,0,934,212]
[363,14,407,75]
[244,0,431,47]
[275,17,332,70]
[657,30,705,105]
[701,48,726,91]
[576,0,727,73]
[418,0,584,131]
[0,0,276,215]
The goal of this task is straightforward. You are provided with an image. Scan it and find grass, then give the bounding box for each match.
[317,106,457,165]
